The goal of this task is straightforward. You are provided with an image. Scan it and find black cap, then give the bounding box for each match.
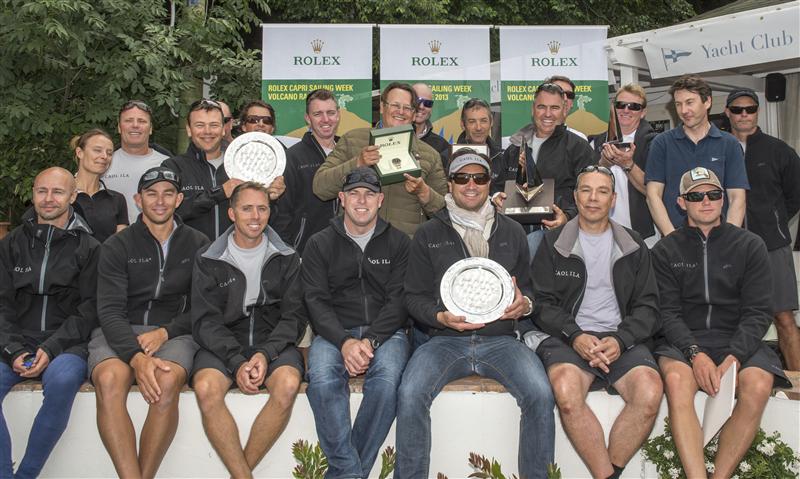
[137,166,181,193]
[342,167,381,193]
[726,89,759,107]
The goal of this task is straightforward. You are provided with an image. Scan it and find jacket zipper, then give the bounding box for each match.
[208,163,219,239]
[38,227,55,331]
[293,217,307,250]
[358,251,369,324]
[143,239,166,326]
[775,209,788,241]
[569,259,587,318]
[702,235,712,329]
[248,308,255,347]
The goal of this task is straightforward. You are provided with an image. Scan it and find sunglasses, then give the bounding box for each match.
[223,116,232,123]
[728,105,758,115]
[344,170,381,186]
[563,90,576,100]
[189,99,222,112]
[682,189,724,202]
[142,169,179,182]
[120,100,151,115]
[245,115,274,125]
[417,98,434,108]
[614,101,644,111]
[450,172,491,185]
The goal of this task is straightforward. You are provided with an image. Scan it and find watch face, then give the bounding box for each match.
[440,257,515,324]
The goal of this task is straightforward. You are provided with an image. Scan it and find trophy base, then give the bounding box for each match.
[501,178,555,224]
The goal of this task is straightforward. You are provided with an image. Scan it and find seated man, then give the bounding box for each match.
[396,150,554,479]
[0,167,99,479]
[92,167,209,478]
[303,167,410,478]
[192,182,305,479]
[529,165,662,479]
[652,167,791,478]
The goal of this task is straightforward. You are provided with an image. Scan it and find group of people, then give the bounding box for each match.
[0,71,797,479]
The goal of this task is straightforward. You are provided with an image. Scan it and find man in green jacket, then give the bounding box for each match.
[312,82,448,237]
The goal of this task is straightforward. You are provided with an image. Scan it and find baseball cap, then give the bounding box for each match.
[342,167,381,193]
[726,89,759,107]
[448,151,490,175]
[138,166,181,193]
[679,167,722,195]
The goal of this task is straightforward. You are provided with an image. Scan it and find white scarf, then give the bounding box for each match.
[445,193,494,258]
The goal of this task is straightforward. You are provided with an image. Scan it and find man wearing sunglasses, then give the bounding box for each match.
[651,166,790,478]
[240,100,278,136]
[219,101,235,145]
[645,75,748,236]
[591,84,658,243]
[92,166,209,478]
[724,88,800,371]
[396,150,554,478]
[527,165,661,479]
[313,82,448,237]
[104,100,172,223]
[412,83,451,171]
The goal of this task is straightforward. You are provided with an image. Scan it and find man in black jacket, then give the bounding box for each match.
[91,166,209,478]
[272,89,341,255]
[529,166,662,479]
[724,88,800,370]
[303,167,410,478]
[395,151,554,479]
[0,167,99,479]
[192,182,305,479]
[494,83,596,259]
[455,97,505,188]
[652,167,790,478]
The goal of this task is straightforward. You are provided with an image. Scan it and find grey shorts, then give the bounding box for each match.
[769,245,798,313]
[87,326,199,379]
[191,346,304,387]
[536,333,658,394]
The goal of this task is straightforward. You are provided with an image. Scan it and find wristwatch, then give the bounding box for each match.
[368,337,381,350]
[522,296,534,316]
[622,165,633,173]
[683,344,701,363]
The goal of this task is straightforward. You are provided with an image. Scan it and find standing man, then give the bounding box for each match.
[529,166,662,479]
[303,167,410,478]
[456,98,504,188]
[192,182,305,479]
[724,88,800,370]
[496,82,596,257]
[412,83,450,170]
[0,167,99,479]
[395,150,554,478]
[313,82,448,237]
[545,75,588,141]
[219,101,235,145]
[104,100,170,223]
[592,84,658,242]
[240,100,278,135]
[272,89,341,255]
[645,74,748,236]
[92,166,209,478]
[652,167,790,477]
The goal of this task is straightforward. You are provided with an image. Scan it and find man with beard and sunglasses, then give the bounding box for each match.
[724,88,800,371]
[395,149,554,479]
[651,166,790,478]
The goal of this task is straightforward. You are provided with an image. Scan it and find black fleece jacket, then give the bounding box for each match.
[97,217,210,363]
[528,218,660,349]
[0,210,99,364]
[651,222,772,364]
[192,226,306,375]
[302,217,409,348]
[405,208,533,337]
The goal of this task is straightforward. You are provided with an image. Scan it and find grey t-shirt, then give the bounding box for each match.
[575,227,622,332]
[345,224,375,252]
[225,233,269,307]
[103,148,169,223]
[530,136,547,165]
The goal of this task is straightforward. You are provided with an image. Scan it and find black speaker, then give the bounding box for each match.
[765,73,786,102]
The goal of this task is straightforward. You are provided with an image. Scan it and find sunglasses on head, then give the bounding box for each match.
[345,170,380,185]
[728,105,758,115]
[578,165,616,190]
[120,100,151,115]
[682,189,724,202]
[614,101,644,111]
[417,98,434,108]
[245,115,274,125]
[189,99,222,112]
[449,172,491,185]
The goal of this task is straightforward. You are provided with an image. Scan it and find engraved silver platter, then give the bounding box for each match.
[224,132,286,185]
[440,257,515,324]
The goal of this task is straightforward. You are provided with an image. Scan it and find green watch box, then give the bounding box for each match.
[369,124,421,185]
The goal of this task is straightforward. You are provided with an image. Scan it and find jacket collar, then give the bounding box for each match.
[202,224,293,261]
[554,216,640,259]
[330,215,389,239]
[508,123,565,147]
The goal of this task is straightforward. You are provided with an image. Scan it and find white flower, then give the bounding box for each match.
[705,461,715,473]
[739,461,751,472]
[707,442,718,453]
[664,450,674,460]
[668,467,680,479]
[756,441,775,456]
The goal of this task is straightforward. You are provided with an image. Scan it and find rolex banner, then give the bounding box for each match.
[380,25,491,144]
[261,24,373,138]
[499,26,609,143]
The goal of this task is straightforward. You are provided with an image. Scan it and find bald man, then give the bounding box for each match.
[0,167,100,478]
[413,83,450,170]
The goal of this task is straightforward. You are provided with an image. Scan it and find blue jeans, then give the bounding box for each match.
[527,229,545,264]
[394,335,555,479]
[0,353,87,479]
[306,328,409,479]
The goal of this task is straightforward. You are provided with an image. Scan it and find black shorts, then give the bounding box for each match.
[537,334,658,394]
[191,346,304,387]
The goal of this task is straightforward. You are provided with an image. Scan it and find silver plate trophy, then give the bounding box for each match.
[224,132,286,185]
[440,257,515,324]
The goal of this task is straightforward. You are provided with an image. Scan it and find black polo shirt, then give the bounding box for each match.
[73,182,128,243]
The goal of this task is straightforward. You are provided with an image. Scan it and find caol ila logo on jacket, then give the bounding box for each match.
[293,39,342,66]
[412,40,459,67]
[530,40,578,67]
